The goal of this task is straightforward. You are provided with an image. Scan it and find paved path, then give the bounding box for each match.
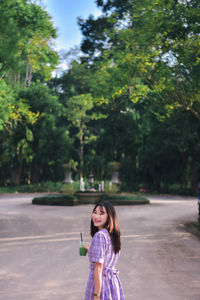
[0,194,200,300]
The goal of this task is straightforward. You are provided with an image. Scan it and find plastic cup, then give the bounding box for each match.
[79,242,89,256]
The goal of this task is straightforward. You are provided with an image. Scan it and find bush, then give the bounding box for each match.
[32,194,78,206]
[102,193,149,205]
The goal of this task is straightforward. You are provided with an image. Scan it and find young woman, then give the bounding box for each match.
[84,201,125,300]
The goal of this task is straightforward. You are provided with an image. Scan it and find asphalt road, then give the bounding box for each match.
[0,193,200,300]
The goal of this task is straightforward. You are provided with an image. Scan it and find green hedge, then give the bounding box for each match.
[31,192,149,206]
[32,194,78,206]
[102,194,149,205]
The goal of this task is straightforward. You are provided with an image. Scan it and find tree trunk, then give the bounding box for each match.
[24,62,32,87]
[32,161,41,184]
[17,73,20,87]
[79,124,84,179]
[28,65,32,86]
[24,62,29,87]
[13,144,24,185]
[32,138,41,184]
[13,168,21,185]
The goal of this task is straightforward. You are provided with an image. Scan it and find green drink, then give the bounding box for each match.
[79,233,89,256]
[79,242,87,256]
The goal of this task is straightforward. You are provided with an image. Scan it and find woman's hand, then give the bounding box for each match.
[82,243,90,251]
[93,296,100,300]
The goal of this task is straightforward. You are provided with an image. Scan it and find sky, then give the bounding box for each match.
[42,0,102,51]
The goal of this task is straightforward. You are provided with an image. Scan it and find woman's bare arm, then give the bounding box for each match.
[93,262,103,299]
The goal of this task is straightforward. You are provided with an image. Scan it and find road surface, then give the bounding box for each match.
[0,193,200,300]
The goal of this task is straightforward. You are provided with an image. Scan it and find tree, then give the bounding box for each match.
[78,0,131,59]
[16,83,68,184]
[0,79,38,185]
[65,93,103,178]
[0,0,61,185]
[77,0,200,191]
[79,0,200,118]
[0,0,58,85]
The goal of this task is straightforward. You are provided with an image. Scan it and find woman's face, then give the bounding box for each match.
[92,206,108,230]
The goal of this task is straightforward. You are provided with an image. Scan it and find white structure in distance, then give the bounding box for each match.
[80,177,85,192]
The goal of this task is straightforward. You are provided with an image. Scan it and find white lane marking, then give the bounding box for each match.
[0,232,83,242]
[0,236,81,248]
[0,231,192,243]
[0,231,194,250]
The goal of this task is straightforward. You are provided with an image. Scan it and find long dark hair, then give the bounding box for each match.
[90,201,121,254]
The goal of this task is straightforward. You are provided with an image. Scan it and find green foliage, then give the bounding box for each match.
[104,183,120,194]
[66,94,94,126]
[0,0,62,186]
[75,0,200,193]
[79,0,200,118]
[31,192,149,206]
[16,83,71,183]
[32,194,77,206]
[103,194,147,201]
[102,193,149,205]
[0,181,63,193]
[61,183,75,194]
[0,80,37,131]
[0,0,58,81]
[62,69,105,177]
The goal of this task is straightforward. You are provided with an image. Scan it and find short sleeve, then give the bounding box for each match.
[90,231,107,264]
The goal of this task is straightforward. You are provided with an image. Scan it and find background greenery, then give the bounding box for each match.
[0,0,199,195]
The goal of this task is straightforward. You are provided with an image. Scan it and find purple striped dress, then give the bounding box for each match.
[85,228,125,300]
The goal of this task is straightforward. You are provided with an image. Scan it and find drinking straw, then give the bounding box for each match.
[80,232,83,243]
